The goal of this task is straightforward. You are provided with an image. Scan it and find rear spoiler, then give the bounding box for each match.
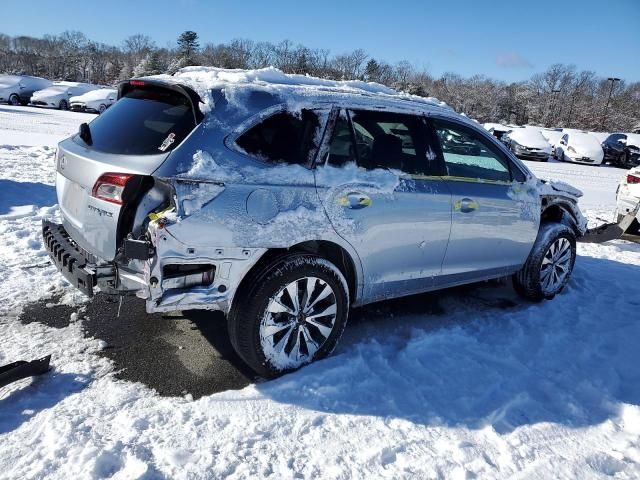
[117,79,205,124]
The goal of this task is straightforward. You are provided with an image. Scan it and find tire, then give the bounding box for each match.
[98,104,107,114]
[559,150,565,162]
[513,223,576,301]
[227,254,349,378]
[59,100,68,110]
[8,94,20,106]
[620,151,629,168]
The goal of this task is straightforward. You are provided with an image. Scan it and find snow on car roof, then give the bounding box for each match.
[508,127,551,148]
[483,122,510,132]
[146,66,451,115]
[567,131,602,149]
[70,88,116,102]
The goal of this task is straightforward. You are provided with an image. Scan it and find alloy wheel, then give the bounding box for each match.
[540,237,572,295]
[259,276,337,369]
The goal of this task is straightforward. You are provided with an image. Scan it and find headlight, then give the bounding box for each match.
[629,145,640,153]
[567,146,576,154]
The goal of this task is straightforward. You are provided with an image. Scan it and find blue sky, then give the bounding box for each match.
[3,0,639,83]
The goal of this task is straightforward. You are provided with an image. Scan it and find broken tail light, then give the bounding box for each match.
[92,173,134,205]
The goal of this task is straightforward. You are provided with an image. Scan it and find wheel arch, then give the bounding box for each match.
[540,198,581,235]
[231,239,361,310]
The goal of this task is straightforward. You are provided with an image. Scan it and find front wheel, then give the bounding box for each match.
[8,94,20,106]
[228,254,349,378]
[98,104,107,114]
[59,100,68,110]
[513,223,576,301]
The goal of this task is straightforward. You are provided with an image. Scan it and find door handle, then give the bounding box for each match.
[338,192,372,209]
[457,198,478,213]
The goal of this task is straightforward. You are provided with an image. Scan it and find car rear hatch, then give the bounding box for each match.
[56,79,203,261]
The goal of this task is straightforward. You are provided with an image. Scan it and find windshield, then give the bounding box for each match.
[73,88,197,155]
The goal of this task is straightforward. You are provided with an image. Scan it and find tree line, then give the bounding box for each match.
[1,30,638,131]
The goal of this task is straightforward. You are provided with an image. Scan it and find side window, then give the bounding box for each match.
[432,119,513,183]
[236,109,321,165]
[345,110,441,175]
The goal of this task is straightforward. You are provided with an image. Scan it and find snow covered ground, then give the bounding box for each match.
[1,106,640,479]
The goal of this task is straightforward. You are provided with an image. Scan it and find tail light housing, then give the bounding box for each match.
[92,173,134,205]
[627,174,640,185]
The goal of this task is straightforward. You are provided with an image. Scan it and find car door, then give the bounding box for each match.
[429,117,539,285]
[316,108,452,303]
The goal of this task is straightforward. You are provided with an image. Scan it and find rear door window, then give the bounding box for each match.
[73,87,197,155]
[342,109,443,175]
[235,109,321,165]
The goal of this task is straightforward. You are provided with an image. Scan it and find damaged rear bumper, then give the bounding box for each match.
[42,220,102,296]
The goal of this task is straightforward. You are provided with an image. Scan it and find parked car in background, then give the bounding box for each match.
[616,166,640,234]
[0,74,52,106]
[70,88,117,114]
[541,129,564,158]
[555,131,604,165]
[602,133,640,168]
[43,71,588,377]
[506,127,552,161]
[31,82,101,110]
[483,123,511,142]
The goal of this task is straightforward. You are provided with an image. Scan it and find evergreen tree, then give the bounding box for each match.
[133,51,164,77]
[176,30,200,64]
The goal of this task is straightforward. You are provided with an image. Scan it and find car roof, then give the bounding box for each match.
[141,66,460,124]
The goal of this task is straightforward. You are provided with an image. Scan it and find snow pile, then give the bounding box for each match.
[152,66,450,112]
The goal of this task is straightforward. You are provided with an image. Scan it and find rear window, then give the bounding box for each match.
[73,88,197,155]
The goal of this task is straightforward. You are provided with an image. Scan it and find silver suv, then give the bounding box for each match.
[44,74,587,376]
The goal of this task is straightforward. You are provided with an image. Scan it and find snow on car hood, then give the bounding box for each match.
[509,127,551,149]
[146,66,450,114]
[567,132,604,157]
[32,85,69,99]
[69,88,116,103]
[624,133,640,149]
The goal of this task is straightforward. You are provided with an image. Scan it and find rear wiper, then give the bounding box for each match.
[79,122,93,146]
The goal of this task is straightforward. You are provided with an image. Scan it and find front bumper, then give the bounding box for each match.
[516,151,549,161]
[42,219,97,296]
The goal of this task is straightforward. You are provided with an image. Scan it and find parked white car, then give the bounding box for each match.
[31,82,101,110]
[616,166,640,234]
[0,75,52,106]
[506,127,552,161]
[555,131,604,165]
[69,88,117,114]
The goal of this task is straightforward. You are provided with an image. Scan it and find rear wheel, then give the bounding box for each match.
[227,254,349,378]
[513,223,576,301]
[8,94,20,106]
